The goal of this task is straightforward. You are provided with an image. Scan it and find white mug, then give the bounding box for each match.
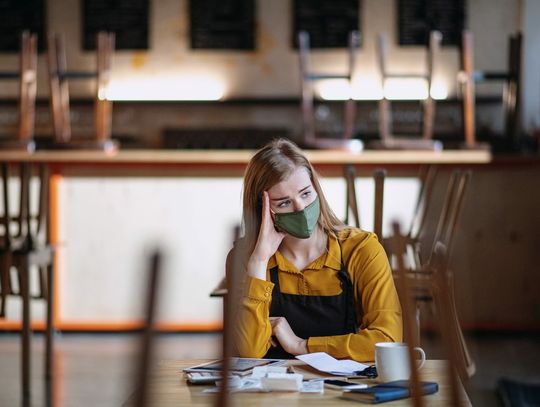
[375,342,426,383]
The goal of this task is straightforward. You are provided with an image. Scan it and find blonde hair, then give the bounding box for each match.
[241,139,344,254]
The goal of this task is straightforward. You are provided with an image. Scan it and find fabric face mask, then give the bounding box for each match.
[273,196,320,239]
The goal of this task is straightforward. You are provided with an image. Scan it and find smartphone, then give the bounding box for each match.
[323,379,368,390]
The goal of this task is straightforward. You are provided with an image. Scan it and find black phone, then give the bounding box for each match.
[323,379,368,390]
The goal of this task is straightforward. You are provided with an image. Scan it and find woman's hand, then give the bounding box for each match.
[247,191,285,280]
[269,317,308,355]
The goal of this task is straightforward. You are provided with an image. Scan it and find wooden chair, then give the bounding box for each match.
[47,31,118,152]
[370,31,443,151]
[389,222,425,407]
[297,30,362,151]
[0,31,37,152]
[0,162,54,401]
[385,169,471,345]
[460,30,520,149]
[390,222,471,405]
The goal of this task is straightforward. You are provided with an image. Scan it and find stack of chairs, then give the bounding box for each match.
[47,31,118,152]
[0,31,37,152]
[384,167,472,347]
[389,221,473,405]
[460,30,521,150]
[297,30,362,151]
[371,31,443,151]
[0,161,54,401]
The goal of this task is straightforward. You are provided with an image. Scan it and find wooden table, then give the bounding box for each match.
[122,359,472,406]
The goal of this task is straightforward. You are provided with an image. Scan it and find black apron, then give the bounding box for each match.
[264,246,358,359]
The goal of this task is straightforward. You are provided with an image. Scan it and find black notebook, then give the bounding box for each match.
[341,380,438,404]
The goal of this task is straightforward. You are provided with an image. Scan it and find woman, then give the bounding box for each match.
[227,139,402,362]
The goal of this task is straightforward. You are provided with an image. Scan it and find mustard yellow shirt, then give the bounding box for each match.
[232,228,402,362]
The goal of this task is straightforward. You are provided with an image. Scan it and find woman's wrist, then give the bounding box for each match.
[247,256,269,280]
[298,339,308,355]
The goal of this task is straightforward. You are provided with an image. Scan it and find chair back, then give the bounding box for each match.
[430,170,471,262]
[344,165,360,228]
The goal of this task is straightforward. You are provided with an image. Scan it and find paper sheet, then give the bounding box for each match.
[296,352,370,376]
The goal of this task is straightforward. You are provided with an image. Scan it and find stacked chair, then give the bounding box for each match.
[0,161,54,401]
[390,221,472,405]
[47,31,118,151]
[0,31,37,152]
[297,30,362,151]
[459,30,521,149]
[371,31,443,151]
[380,167,472,348]
[0,30,116,403]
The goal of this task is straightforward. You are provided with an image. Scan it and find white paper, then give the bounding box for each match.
[296,352,370,376]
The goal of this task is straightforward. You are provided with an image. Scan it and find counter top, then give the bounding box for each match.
[0,149,492,165]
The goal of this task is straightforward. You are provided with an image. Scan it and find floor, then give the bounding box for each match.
[0,331,539,406]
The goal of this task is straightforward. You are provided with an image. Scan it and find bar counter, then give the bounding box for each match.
[0,149,492,165]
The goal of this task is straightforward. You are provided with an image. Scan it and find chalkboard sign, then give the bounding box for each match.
[398,0,465,46]
[293,0,360,48]
[83,0,149,50]
[190,0,255,50]
[0,0,45,52]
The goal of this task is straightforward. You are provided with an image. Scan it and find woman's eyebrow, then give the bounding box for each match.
[270,185,311,201]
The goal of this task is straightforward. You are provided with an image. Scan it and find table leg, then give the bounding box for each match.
[20,258,31,401]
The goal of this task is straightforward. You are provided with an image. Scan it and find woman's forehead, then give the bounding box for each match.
[268,167,312,196]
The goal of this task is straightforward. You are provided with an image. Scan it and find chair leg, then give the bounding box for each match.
[20,257,31,401]
[37,266,48,299]
[45,263,54,380]
[0,255,10,318]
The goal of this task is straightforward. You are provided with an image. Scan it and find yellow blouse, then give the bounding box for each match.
[231,228,402,362]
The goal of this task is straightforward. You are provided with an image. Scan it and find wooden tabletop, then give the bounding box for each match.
[122,359,472,406]
[0,149,491,165]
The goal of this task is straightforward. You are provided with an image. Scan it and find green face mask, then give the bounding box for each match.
[274,196,320,239]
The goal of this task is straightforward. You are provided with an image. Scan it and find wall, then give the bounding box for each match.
[0,0,520,99]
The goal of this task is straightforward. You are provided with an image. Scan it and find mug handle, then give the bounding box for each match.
[414,347,426,370]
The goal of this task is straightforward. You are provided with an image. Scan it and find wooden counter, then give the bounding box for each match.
[0,149,492,165]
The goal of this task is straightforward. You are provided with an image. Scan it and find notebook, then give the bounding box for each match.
[340,380,438,403]
[183,358,284,377]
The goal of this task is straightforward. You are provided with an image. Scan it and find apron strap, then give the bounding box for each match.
[337,240,360,333]
[269,266,281,291]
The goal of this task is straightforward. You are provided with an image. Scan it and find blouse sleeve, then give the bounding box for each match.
[225,248,274,358]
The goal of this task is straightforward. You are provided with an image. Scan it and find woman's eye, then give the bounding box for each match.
[277,200,290,208]
[302,190,312,198]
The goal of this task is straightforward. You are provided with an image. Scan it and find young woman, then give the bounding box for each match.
[227,139,402,362]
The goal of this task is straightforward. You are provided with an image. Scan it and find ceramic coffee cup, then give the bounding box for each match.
[375,342,426,382]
